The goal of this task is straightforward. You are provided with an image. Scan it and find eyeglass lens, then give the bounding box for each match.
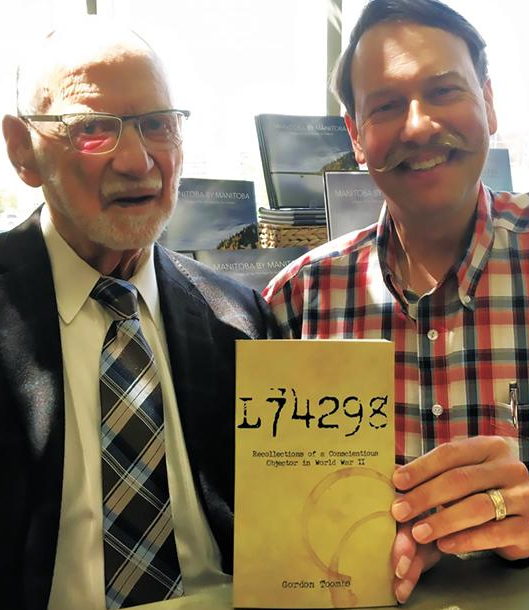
[68,116,119,153]
[67,112,183,153]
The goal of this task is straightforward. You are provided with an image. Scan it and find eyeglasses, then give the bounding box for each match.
[19,109,190,155]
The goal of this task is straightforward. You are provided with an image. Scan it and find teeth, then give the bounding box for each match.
[407,154,448,171]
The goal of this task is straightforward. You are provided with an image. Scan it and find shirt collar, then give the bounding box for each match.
[454,184,495,309]
[40,204,161,326]
[377,183,494,312]
[377,208,411,311]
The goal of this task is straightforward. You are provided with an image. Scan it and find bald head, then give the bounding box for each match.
[17,19,171,114]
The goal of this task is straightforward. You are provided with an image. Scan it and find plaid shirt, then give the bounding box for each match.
[264,186,529,469]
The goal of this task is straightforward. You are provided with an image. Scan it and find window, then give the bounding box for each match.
[0,0,328,218]
[0,0,527,224]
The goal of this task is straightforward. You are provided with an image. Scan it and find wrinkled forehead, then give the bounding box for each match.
[18,26,172,113]
[52,50,171,112]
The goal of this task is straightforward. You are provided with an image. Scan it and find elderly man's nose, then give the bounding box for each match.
[111,122,154,176]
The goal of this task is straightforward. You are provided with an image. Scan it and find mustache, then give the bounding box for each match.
[371,133,475,173]
[101,177,163,199]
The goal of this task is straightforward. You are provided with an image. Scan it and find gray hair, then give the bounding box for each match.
[16,18,169,114]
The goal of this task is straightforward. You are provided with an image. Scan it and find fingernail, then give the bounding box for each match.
[396,579,413,603]
[393,468,411,489]
[438,538,455,551]
[395,555,411,579]
[412,522,433,542]
[392,500,412,521]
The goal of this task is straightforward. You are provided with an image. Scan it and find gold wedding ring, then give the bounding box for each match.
[486,489,507,521]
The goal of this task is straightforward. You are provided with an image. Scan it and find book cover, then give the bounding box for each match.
[270,173,328,209]
[194,247,307,292]
[160,177,258,251]
[324,172,384,240]
[481,148,513,192]
[234,339,396,609]
[255,114,357,208]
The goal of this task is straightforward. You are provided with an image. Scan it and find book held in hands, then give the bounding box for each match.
[234,339,396,609]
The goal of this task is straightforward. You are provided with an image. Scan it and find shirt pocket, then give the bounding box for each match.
[487,402,520,437]
[484,402,529,462]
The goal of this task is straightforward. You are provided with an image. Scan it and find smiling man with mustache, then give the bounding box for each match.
[0,20,277,610]
[265,0,529,604]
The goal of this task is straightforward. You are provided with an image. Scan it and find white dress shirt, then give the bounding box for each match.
[40,206,230,610]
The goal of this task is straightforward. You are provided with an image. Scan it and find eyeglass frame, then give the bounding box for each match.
[18,109,191,155]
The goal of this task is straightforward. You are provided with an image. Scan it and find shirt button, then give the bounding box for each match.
[432,404,444,417]
[427,329,439,341]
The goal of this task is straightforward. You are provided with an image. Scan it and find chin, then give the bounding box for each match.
[83,207,173,251]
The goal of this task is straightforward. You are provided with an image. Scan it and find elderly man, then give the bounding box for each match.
[0,23,276,610]
[265,0,529,603]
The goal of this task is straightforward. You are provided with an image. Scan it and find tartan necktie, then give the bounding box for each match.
[90,276,184,609]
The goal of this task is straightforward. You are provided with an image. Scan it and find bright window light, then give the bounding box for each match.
[0,0,527,224]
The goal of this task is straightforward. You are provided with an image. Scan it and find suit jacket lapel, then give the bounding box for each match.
[0,210,64,610]
[154,246,217,459]
[155,246,236,570]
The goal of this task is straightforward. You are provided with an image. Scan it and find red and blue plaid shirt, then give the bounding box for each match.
[264,186,529,468]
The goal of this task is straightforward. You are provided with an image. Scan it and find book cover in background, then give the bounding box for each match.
[270,173,328,209]
[234,339,396,609]
[255,114,357,208]
[324,172,384,240]
[160,177,258,251]
[194,247,307,292]
[482,148,513,192]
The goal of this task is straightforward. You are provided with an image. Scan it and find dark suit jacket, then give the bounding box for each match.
[0,209,278,610]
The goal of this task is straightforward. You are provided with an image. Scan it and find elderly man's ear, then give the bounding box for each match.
[2,115,43,188]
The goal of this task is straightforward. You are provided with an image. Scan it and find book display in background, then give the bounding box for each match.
[482,148,513,192]
[257,206,328,249]
[324,171,384,241]
[234,339,396,608]
[258,207,327,227]
[160,177,258,252]
[255,114,358,209]
[194,246,307,292]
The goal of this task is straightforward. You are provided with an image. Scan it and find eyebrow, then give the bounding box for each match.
[426,70,467,85]
[362,70,467,107]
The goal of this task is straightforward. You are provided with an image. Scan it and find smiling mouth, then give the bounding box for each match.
[395,148,468,173]
[402,151,451,171]
[373,132,473,173]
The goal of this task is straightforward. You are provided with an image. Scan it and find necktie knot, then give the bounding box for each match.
[90,276,139,320]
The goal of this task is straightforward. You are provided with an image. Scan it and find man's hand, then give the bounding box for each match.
[390,436,529,602]
[392,521,441,603]
[392,435,529,559]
